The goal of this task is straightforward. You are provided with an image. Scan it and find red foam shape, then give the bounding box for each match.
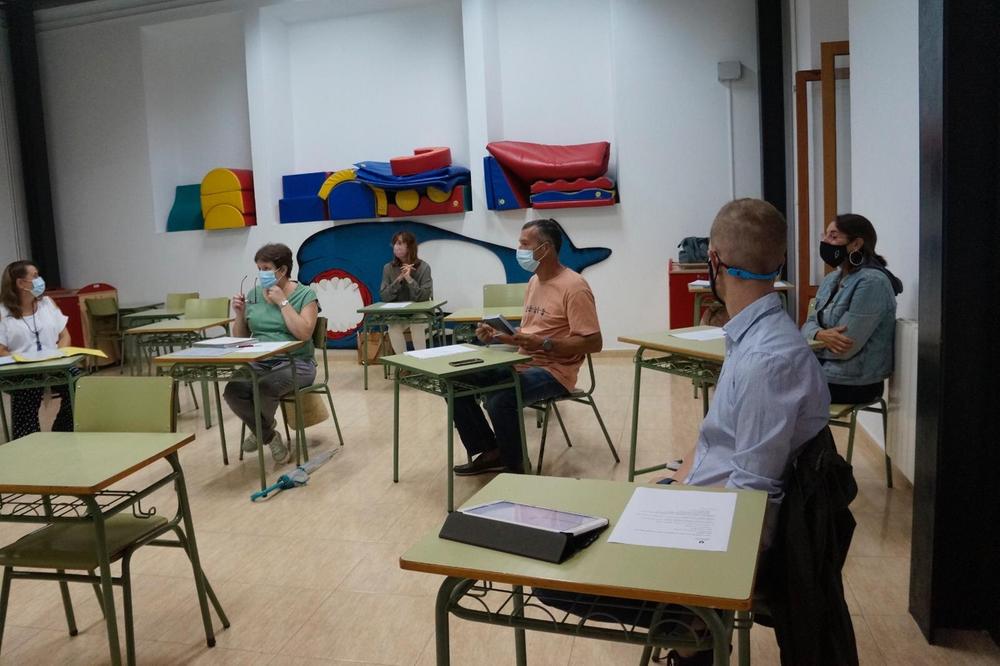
[386,185,467,217]
[532,197,616,210]
[389,146,452,176]
[486,141,610,182]
[530,177,615,194]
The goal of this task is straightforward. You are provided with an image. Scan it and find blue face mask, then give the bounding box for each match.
[516,242,548,273]
[30,277,45,298]
[259,270,277,289]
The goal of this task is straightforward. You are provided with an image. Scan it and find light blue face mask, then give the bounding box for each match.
[516,242,548,273]
[30,277,45,298]
[258,269,277,289]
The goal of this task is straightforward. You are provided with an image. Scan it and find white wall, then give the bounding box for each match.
[35,0,763,346]
[848,0,919,455]
[0,24,30,268]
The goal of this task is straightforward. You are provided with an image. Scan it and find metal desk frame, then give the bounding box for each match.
[357,300,448,390]
[0,355,87,443]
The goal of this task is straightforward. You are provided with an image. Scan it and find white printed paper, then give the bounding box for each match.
[608,487,737,552]
[0,356,15,366]
[238,341,292,353]
[775,280,792,288]
[192,336,255,348]
[380,301,413,309]
[167,347,233,357]
[404,344,478,359]
[688,279,710,288]
[670,328,725,341]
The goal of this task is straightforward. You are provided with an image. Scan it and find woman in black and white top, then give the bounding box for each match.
[0,260,74,438]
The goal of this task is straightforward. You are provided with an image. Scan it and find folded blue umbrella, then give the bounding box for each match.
[250,449,339,502]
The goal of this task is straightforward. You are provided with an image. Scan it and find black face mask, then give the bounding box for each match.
[819,241,847,268]
[707,257,725,308]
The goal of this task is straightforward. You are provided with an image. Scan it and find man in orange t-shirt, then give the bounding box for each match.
[452,219,603,475]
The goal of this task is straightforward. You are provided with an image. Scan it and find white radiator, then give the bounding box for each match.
[859,318,918,483]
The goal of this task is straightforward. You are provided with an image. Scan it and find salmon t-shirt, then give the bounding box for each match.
[517,268,601,391]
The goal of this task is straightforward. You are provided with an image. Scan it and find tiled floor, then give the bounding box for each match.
[1,352,998,665]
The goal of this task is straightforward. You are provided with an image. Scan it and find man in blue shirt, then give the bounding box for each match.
[537,198,830,666]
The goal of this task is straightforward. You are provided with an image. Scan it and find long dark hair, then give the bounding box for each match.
[834,214,887,271]
[391,231,421,267]
[0,260,35,319]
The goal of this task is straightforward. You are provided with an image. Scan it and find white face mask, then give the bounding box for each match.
[516,242,548,273]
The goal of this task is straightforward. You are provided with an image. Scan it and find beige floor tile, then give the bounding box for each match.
[865,614,1000,666]
[3,626,117,665]
[282,590,434,664]
[0,625,40,663]
[234,535,375,591]
[339,541,443,597]
[853,615,888,666]
[843,557,910,616]
[413,612,574,666]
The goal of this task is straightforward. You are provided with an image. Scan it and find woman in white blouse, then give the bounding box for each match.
[0,260,74,438]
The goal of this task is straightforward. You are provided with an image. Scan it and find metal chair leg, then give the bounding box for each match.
[172,527,230,629]
[90,569,106,616]
[122,555,136,666]
[877,398,893,488]
[845,409,859,463]
[551,403,572,447]
[56,575,79,636]
[324,389,344,446]
[0,567,12,653]
[589,397,621,463]
[537,404,552,475]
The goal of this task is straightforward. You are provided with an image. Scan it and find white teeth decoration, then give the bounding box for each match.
[313,276,365,334]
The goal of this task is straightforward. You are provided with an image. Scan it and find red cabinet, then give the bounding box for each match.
[668,260,709,328]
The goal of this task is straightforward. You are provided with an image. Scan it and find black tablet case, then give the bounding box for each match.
[439,511,607,563]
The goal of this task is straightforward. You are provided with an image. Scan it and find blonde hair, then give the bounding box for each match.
[709,199,787,275]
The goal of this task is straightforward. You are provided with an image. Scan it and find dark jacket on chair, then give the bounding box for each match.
[758,426,860,666]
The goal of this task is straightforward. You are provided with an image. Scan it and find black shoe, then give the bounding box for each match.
[663,649,713,666]
[453,453,506,476]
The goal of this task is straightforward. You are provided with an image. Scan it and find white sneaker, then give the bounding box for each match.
[241,432,258,453]
[267,432,289,464]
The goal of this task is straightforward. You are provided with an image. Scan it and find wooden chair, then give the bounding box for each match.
[0,376,229,665]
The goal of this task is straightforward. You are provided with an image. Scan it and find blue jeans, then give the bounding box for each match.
[452,366,568,471]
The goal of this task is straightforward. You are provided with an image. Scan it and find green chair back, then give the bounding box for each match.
[74,376,176,433]
[183,297,230,319]
[85,297,119,317]
[483,283,528,308]
[314,316,330,381]
[166,292,200,310]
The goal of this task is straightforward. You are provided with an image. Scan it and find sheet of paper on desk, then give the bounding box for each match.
[775,280,792,288]
[168,347,233,357]
[0,356,14,366]
[671,328,725,341]
[381,301,413,309]
[608,487,737,552]
[404,344,477,359]
[689,279,710,288]
[240,341,290,352]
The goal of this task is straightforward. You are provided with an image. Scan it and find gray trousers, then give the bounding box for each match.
[223,358,316,441]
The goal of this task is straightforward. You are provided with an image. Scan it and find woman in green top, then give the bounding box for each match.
[379,231,433,353]
[225,243,318,464]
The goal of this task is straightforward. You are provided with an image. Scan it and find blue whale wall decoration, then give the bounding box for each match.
[296,220,611,347]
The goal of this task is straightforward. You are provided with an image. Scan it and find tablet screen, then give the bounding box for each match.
[463,501,597,532]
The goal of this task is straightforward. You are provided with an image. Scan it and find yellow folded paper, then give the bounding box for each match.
[11,347,108,363]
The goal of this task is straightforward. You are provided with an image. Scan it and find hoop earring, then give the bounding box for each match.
[849,250,864,267]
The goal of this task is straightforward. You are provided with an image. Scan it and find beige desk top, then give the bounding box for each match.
[123,317,233,335]
[152,340,304,365]
[380,344,530,379]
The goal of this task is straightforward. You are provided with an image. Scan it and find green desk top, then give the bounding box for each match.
[444,306,524,323]
[381,344,530,379]
[0,431,196,494]
[152,340,304,365]
[618,327,728,362]
[0,354,86,376]
[121,307,184,322]
[400,474,767,610]
[357,299,448,314]
[123,317,233,335]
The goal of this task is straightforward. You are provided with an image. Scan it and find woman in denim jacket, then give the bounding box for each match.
[802,214,903,404]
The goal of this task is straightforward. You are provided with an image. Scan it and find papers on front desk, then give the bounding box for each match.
[380,301,412,309]
[688,279,710,288]
[404,344,477,359]
[168,347,233,357]
[670,328,725,341]
[0,356,15,366]
[608,487,737,552]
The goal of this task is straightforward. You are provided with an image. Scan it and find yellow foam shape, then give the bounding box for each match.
[426,186,451,203]
[317,169,357,200]
[200,191,251,218]
[204,205,248,230]
[372,187,388,216]
[201,168,251,196]
[395,189,419,212]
